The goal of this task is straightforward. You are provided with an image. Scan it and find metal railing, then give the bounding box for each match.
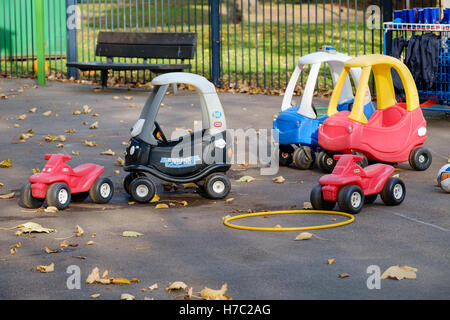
[0,0,442,90]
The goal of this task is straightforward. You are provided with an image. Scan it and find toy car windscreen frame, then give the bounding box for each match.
[130,72,227,145]
[281,53,372,119]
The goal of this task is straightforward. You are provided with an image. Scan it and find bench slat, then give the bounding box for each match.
[67,61,191,72]
[96,44,195,59]
[97,32,197,46]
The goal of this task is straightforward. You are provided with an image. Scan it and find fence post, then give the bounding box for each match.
[35,0,46,86]
[210,0,221,87]
[382,0,393,55]
[66,0,78,79]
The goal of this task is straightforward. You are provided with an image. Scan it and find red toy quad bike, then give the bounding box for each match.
[20,154,114,210]
[310,154,405,214]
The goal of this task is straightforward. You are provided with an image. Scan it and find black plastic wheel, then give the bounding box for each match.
[89,177,114,204]
[278,145,294,167]
[123,172,144,194]
[20,182,44,209]
[310,184,336,210]
[408,146,432,171]
[316,151,337,173]
[293,146,316,170]
[71,192,89,202]
[129,177,156,203]
[337,185,365,214]
[364,194,378,204]
[380,177,406,206]
[203,173,231,199]
[46,182,71,210]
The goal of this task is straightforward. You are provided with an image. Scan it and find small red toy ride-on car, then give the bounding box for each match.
[310,154,405,214]
[20,154,114,210]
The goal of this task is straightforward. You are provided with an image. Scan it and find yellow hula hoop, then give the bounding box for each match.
[223,210,355,232]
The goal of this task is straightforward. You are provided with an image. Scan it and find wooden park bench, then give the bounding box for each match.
[67,31,197,88]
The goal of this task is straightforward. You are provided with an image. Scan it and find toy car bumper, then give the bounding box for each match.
[322,185,338,202]
[31,183,48,199]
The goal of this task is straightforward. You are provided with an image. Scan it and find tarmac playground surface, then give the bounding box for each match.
[0,78,449,299]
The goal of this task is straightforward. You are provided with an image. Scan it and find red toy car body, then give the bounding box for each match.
[20,154,114,210]
[310,154,406,214]
[318,54,432,173]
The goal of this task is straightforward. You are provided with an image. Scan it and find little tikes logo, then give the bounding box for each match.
[214,122,223,128]
[212,111,222,119]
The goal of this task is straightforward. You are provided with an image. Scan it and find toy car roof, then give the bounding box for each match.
[281,51,372,119]
[328,54,419,124]
[132,72,226,145]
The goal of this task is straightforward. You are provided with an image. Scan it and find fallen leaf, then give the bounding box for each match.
[60,240,68,248]
[294,232,314,240]
[42,111,52,117]
[274,224,282,228]
[111,278,131,285]
[82,105,92,114]
[75,225,84,237]
[82,140,98,147]
[236,175,255,183]
[122,231,144,237]
[65,129,76,134]
[115,157,125,166]
[124,96,133,100]
[14,123,20,128]
[120,293,135,300]
[112,96,121,100]
[327,258,336,265]
[0,182,4,187]
[272,176,286,184]
[72,110,81,115]
[45,247,58,254]
[0,159,12,168]
[100,149,115,156]
[16,222,55,235]
[150,194,160,203]
[114,170,120,175]
[86,267,100,284]
[90,293,100,299]
[149,283,158,291]
[339,273,350,278]
[381,265,418,280]
[86,240,94,245]
[17,114,27,121]
[0,192,15,199]
[131,278,140,283]
[182,182,197,189]
[10,248,17,255]
[92,113,100,117]
[36,263,55,273]
[71,151,80,156]
[166,281,188,291]
[29,108,37,113]
[200,283,232,300]
[155,203,169,209]
[225,198,235,204]
[44,206,58,213]
[303,202,313,209]
[89,121,99,129]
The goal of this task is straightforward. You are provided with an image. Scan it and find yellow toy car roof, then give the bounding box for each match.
[327,54,420,124]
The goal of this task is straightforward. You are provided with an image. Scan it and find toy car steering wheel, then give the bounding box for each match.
[153,121,168,144]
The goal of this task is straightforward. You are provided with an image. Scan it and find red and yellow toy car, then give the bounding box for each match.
[318,54,432,172]
[20,154,114,210]
[310,154,405,214]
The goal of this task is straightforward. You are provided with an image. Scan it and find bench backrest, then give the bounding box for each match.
[95,32,197,60]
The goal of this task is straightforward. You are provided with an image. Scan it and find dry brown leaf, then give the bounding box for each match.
[0,182,4,187]
[120,293,135,300]
[339,273,350,278]
[10,247,17,255]
[37,263,55,273]
[72,110,81,115]
[150,194,160,203]
[89,121,99,129]
[45,247,58,254]
[75,225,84,237]
[111,278,131,285]
[44,206,58,213]
[86,267,100,284]
[302,202,313,209]
[100,149,115,156]
[82,140,98,147]
[381,265,418,280]
[60,240,68,248]
[225,198,235,204]
[327,258,336,265]
[155,203,169,209]
[149,283,158,291]
[112,96,121,100]
[86,240,94,245]
[0,159,12,168]
[17,114,27,121]
[115,157,125,166]
[42,111,52,117]
[65,129,76,134]
[71,151,80,156]
[90,293,101,299]
[0,192,15,199]
[82,105,92,114]
[29,107,37,113]
[294,232,314,240]
[15,222,55,235]
[236,175,255,183]
[166,281,188,291]
[200,283,232,300]
[272,176,286,184]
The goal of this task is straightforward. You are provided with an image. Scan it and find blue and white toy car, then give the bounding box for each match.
[273,47,375,171]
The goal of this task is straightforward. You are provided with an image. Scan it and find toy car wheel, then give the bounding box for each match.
[46,183,71,210]
[20,182,44,209]
[89,177,114,204]
[316,151,337,173]
[380,177,406,206]
[71,192,89,202]
[337,185,365,214]
[364,194,378,204]
[310,184,335,210]
[129,177,156,203]
[278,145,294,167]
[203,173,231,199]
[293,146,316,170]
[123,172,145,194]
[409,147,432,171]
